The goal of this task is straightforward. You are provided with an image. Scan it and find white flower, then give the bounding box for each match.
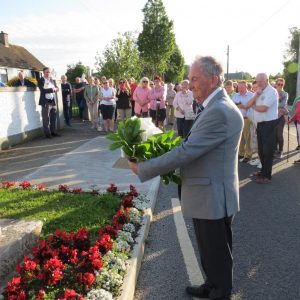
[86,288,113,300]
[128,207,142,225]
[114,240,131,253]
[117,230,134,244]
[95,268,123,293]
[123,223,136,233]
[103,251,127,272]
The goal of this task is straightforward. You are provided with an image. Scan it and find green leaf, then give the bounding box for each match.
[109,142,123,150]
[106,133,121,141]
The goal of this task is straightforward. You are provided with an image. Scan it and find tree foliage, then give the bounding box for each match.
[65,62,88,84]
[95,32,141,81]
[283,27,300,103]
[164,44,185,83]
[137,0,175,77]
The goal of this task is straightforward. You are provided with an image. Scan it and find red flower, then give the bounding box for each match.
[72,187,82,194]
[23,256,37,271]
[113,208,129,228]
[44,256,64,270]
[106,183,118,193]
[78,272,95,286]
[36,184,47,191]
[70,249,78,264]
[58,184,69,192]
[58,289,84,300]
[19,180,31,189]
[37,289,46,300]
[5,276,21,292]
[97,234,113,255]
[129,184,138,196]
[99,225,118,238]
[1,180,16,189]
[121,195,134,208]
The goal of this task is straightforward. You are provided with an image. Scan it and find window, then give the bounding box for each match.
[0,68,8,83]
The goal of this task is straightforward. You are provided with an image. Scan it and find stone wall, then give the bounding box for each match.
[0,86,64,150]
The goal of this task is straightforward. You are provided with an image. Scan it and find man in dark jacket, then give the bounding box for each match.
[13,71,36,87]
[38,67,60,138]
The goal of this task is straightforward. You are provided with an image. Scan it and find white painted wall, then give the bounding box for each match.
[0,88,64,144]
[0,90,42,138]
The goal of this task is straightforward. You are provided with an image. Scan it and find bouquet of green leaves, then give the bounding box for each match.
[107,117,182,184]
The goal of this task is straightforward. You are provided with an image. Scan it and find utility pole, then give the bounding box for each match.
[296,37,300,97]
[226,45,229,80]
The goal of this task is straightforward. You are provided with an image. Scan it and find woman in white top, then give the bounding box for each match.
[173,80,194,137]
[100,80,116,132]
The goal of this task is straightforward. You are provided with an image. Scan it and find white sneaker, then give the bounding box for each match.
[239,158,245,162]
[249,158,260,166]
[97,127,102,132]
[257,162,262,169]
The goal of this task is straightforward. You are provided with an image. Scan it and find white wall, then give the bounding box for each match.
[0,90,42,138]
[0,87,64,149]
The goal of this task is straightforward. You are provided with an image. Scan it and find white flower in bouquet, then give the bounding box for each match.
[123,223,136,233]
[138,117,162,141]
[86,288,113,300]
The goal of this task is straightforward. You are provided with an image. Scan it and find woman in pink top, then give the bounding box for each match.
[132,77,151,117]
[173,79,194,137]
[148,75,166,129]
[289,100,300,163]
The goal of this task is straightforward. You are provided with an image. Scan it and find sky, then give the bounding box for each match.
[1,0,299,78]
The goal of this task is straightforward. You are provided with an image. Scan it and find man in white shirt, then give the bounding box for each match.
[233,81,254,162]
[245,73,278,184]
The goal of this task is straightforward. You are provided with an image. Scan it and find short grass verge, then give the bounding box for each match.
[0,189,120,241]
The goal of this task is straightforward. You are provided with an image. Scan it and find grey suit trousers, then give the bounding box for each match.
[193,216,233,299]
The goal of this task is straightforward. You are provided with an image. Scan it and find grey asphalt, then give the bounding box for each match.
[135,126,300,300]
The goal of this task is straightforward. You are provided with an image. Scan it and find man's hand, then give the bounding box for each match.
[128,161,139,175]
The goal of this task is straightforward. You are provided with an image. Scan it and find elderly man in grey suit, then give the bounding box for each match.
[129,56,243,300]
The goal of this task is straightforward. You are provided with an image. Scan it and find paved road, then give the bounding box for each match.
[135,126,300,300]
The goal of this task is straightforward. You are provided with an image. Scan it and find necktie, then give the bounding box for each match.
[197,104,204,114]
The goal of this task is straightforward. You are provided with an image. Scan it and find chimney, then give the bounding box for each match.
[0,31,9,47]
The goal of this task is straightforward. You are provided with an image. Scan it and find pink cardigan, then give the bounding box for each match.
[132,87,151,114]
[289,101,300,125]
[148,86,166,110]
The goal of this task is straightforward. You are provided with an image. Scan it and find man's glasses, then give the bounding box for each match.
[277,83,283,86]
[143,81,148,83]
[119,81,124,84]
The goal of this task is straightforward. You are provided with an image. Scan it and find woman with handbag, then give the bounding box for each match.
[173,80,194,137]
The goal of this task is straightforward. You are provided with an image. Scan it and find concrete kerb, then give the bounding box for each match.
[118,176,161,300]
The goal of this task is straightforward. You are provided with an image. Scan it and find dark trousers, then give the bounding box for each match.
[295,121,300,145]
[193,217,233,299]
[276,115,285,152]
[63,99,71,125]
[41,103,57,135]
[184,119,194,138]
[176,117,185,137]
[257,120,277,179]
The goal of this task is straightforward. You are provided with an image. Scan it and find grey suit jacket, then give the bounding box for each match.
[138,89,244,219]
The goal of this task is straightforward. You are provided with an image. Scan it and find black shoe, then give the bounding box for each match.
[186,285,210,298]
[238,155,244,159]
[294,159,300,164]
[242,157,250,163]
[45,134,52,139]
[66,123,72,127]
[296,145,300,150]
[51,133,61,137]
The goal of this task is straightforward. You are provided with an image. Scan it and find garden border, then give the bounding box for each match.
[118,176,160,300]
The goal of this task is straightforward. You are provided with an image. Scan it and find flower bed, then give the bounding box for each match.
[1,181,149,300]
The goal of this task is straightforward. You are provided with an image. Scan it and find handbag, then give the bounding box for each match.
[185,110,196,120]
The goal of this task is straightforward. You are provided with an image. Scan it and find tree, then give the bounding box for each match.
[65,62,88,84]
[164,44,185,83]
[137,0,175,77]
[283,27,300,103]
[95,32,141,81]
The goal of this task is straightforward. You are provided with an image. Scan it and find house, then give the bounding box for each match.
[0,31,45,83]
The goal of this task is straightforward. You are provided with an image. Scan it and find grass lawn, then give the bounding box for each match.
[0,189,120,241]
